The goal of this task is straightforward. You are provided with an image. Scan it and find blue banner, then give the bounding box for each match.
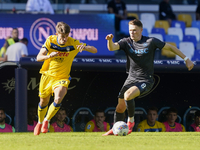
[0,14,115,56]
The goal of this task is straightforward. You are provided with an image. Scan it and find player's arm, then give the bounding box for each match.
[76,44,97,54]
[105,34,120,51]
[85,121,95,132]
[162,43,194,71]
[36,48,58,62]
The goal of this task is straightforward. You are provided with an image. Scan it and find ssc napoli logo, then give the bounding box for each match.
[30,18,56,50]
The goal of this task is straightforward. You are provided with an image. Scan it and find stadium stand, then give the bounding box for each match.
[168,27,183,41]
[140,13,156,28]
[72,107,94,132]
[177,14,192,27]
[176,42,195,60]
[142,28,149,36]
[182,35,197,48]
[119,20,130,36]
[141,19,154,34]
[127,12,138,19]
[165,35,180,48]
[154,20,170,34]
[148,33,163,41]
[192,49,200,61]
[171,20,186,34]
[151,27,166,41]
[185,27,200,42]
[191,21,200,33]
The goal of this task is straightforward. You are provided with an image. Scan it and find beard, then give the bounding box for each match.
[0,118,5,123]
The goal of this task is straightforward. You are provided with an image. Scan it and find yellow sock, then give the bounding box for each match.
[45,102,61,121]
[38,104,48,123]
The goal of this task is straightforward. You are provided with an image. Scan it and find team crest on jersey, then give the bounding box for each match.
[30,18,56,50]
[66,47,70,51]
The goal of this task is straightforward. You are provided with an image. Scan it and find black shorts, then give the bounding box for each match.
[118,79,154,99]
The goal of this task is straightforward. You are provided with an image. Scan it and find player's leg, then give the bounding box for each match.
[34,74,52,136]
[102,98,127,136]
[34,96,50,135]
[124,86,140,134]
[114,98,126,122]
[41,86,67,133]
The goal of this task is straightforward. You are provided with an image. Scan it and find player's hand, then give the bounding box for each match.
[105,34,114,40]
[49,52,58,58]
[97,121,104,131]
[76,44,85,53]
[185,59,194,71]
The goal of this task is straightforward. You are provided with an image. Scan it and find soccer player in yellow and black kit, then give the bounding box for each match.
[34,21,97,135]
[136,107,166,132]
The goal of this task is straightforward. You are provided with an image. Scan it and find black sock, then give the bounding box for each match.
[114,111,125,123]
[126,99,135,118]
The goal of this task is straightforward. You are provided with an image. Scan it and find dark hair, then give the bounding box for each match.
[95,109,105,116]
[20,38,28,43]
[147,106,158,114]
[129,19,143,28]
[195,110,200,117]
[166,107,178,115]
[0,107,5,113]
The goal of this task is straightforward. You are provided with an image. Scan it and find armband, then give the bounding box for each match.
[183,57,189,62]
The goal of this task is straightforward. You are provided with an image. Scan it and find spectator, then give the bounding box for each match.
[188,110,200,132]
[49,107,73,132]
[0,108,15,132]
[136,107,166,132]
[107,0,127,32]
[85,109,110,132]
[196,3,200,20]
[159,0,176,25]
[0,28,20,58]
[1,38,28,62]
[163,107,185,132]
[26,0,54,14]
[27,105,37,132]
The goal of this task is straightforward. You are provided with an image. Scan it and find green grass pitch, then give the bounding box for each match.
[0,132,200,150]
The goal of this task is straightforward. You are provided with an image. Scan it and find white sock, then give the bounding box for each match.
[128,117,134,123]
[44,117,50,122]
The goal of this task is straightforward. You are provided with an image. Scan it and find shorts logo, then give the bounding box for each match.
[141,83,146,89]
[30,18,56,50]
